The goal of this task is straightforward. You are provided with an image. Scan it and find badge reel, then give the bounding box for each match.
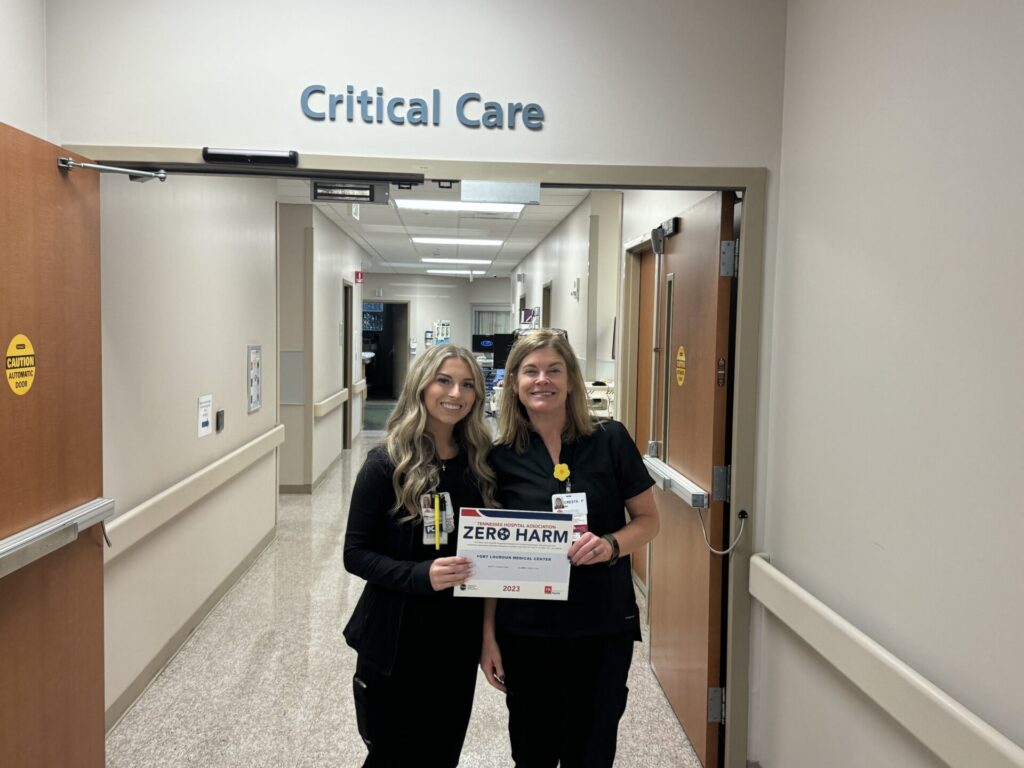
[420,491,455,545]
[552,492,589,541]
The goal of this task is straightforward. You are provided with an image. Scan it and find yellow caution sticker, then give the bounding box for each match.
[6,334,36,396]
[675,345,687,386]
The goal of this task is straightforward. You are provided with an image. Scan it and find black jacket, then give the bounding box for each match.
[343,446,484,675]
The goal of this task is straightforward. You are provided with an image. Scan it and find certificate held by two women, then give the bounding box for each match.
[455,508,573,600]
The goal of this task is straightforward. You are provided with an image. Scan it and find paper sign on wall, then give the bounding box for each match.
[198,394,213,437]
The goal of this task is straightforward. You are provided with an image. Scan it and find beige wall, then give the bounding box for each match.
[510,191,624,379]
[751,1,1024,765]
[277,204,312,487]
[588,190,623,378]
[511,197,593,364]
[45,0,787,169]
[620,190,713,246]
[311,208,364,480]
[469,277,514,308]
[0,0,46,138]
[279,205,368,487]
[100,173,279,712]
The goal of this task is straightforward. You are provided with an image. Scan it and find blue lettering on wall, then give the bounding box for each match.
[387,97,405,125]
[300,85,544,131]
[301,84,326,120]
[456,92,481,127]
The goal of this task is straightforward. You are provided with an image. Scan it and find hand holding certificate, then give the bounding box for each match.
[454,508,573,600]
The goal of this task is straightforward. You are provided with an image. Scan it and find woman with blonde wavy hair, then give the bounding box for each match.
[481,328,660,768]
[343,343,496,768]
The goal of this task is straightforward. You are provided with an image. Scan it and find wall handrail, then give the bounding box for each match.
[0,497,115,579]
[313,387,348,418]
[749,553,1024,768]
[105,425,285,563]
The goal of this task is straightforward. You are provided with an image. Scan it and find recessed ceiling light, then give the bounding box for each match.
[421,258,491,265]
[412,237,502,246]
[427,269,486,276]
[395,200,524,215]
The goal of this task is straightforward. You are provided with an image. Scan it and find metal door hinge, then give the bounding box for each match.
[720,239,739,277]
[708,686,726,724]
[712,465,731,503]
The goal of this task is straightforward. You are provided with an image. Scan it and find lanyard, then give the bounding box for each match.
[433,494,440,550]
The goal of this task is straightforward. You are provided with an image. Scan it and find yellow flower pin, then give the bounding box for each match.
[553,463,570,482]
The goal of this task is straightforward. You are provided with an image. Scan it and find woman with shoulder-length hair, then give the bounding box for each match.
[480,328,660,768]
[343,343,496,768]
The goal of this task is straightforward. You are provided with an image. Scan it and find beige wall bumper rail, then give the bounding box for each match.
[313,388,348,419]
[105,425,285,562]
[0,497,115,579]
[749,553,1024,768]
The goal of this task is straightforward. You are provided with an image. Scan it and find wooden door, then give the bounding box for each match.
[0,123,105,767]
[631,247,657,588]
[648,192,736,768]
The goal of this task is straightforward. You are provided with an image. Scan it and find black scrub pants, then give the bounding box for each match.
[498,631,634,768]
[353,638,479,768]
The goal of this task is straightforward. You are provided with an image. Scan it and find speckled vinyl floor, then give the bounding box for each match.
[105,432,702,768]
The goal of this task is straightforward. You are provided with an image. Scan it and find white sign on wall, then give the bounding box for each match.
[248,345,262,413]
[198,394,213,437]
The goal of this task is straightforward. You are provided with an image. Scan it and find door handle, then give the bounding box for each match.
[642,457,709,509]
[643,457,671,490]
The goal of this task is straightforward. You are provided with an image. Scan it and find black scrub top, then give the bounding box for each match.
[489,419,654,639]
[343,446,485,674]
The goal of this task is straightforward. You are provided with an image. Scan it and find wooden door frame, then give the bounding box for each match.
[67,146,766,768]
[342,281,353,449]
[616,182,763,768]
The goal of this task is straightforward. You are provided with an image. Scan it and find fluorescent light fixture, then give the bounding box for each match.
[427,269,486,276]
[421,258,491,265]
[395,200,524,215]
[412,237,502,246]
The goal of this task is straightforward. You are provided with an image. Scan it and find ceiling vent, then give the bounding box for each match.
[311,180,390,205]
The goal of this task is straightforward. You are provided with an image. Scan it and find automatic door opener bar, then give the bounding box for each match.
[58,157,167,183]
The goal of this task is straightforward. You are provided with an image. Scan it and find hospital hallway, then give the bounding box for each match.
[104,431,702,768]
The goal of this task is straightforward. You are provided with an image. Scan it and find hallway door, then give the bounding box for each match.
[648,192,737,768]
[0,124,105,766]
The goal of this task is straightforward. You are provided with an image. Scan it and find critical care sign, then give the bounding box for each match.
[301,85,545,130]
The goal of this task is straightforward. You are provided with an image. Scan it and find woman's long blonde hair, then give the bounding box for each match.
[496,329,595,453]
[384,344,497,520]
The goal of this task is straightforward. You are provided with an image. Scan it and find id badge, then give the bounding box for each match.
[552,492,588,541]
[420,491,455,546]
